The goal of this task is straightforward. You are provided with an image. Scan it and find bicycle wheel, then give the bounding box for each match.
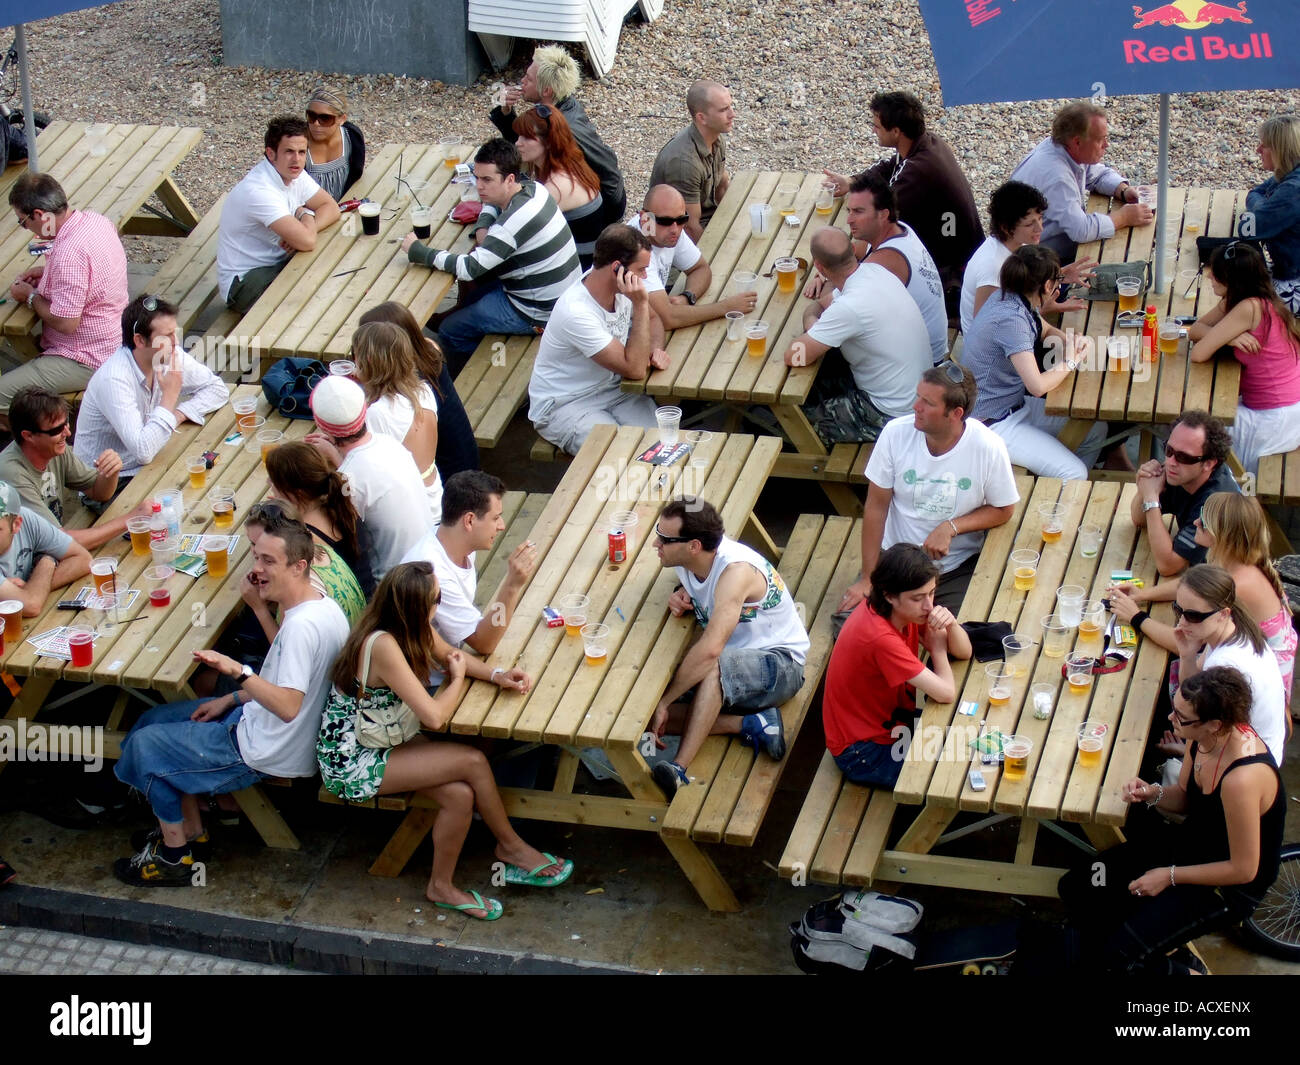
[1234,842,1300,962]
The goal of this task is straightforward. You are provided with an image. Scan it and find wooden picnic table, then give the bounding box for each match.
[617,170,861,515]
[0,121,202,357]
[223,141,479,370]
[1044,188,1242,454]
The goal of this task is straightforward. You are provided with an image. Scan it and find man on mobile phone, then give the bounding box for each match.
[528,225,670,455]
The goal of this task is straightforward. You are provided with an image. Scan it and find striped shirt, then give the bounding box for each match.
[36,209,128,370]
[410,179,580,324]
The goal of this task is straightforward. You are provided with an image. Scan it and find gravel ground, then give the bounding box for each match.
[13,0,1300,269]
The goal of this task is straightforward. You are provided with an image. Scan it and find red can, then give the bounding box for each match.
[608,528,627,564]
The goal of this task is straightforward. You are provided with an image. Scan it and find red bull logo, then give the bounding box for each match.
[1124,0,1270,63]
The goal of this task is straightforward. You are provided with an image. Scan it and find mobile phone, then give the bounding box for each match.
[57,600,84,611]
[1173,315,1197,326]
[968,768,987,792]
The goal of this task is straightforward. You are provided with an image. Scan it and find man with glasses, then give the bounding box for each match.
[3,172,128,426]
[648,497,809,799]
[217,115,341,315]
[650,80,734,241]
[73,295,229,480]
[1131,409,1239,577]
[0,479,90,618]
[628,185,755,331]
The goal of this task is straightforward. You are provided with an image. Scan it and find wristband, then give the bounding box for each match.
[26,290,36,310]
[947,519,959,536]
[490,667,504,683]
[1130,610,1149,631]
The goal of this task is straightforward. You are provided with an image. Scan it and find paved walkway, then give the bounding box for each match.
[0,925,309,975]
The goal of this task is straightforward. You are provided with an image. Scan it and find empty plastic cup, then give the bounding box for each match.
[1078,524,1103,558]
[725,310,746,341]
[1030,682,1055,720]
[733,271,758,295]
[655,406,682,447]
[1056,585,1086,627]
[749,203,773,237]
[1041,614,1071,659]
[151,537,180,569]
[1002,633,1034,677]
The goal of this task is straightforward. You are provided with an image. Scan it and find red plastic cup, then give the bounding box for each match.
[68,628,94,667]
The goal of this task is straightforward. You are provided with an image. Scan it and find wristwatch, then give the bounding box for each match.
[237,663,254,683]
[1142,500,1161,513]
[681,290,697,306]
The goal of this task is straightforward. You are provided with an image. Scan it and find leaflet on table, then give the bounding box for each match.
[27,625,99,661]
[637,442,691,466]
[173,534,241,578]
[72,586,143,611]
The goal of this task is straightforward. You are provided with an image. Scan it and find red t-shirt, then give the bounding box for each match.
[823,604,925,756]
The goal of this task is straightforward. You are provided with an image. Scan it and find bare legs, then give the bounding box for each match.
[662,665,742,769]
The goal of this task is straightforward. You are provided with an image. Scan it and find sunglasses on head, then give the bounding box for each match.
[306,110,339,125]
[248,501,291,526]
[1164,444,1206,465]
[534,103,553,123]
[652,213,691,227]
[134,294,161,340]
[654,524,695,545]
[940,361,965,384]
[1172,602,1218,624]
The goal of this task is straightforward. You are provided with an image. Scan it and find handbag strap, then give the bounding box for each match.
[358,630,385,698]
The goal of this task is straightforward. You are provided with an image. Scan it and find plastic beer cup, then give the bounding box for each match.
[127,517,152,557]
[68,627,94,668]
[1159,320,1181,356]
[1056,585,1086,627]
[746,320,769,358]
[0,599,23,643]
[1041,614,1071,658]
[1002,633,1034,677]
[359,201,381,235]
[775,257,799,294]
[558,594,590,637]
[1116,276,1141,312]
[91,557,117,593]
[187,456,208,489]
[1067,653,1095,695]
[1010,549,1039,591]
[985,663,1012,707]
[202,536,230,578]
[581,623,610,667]
[1078,524,1103,558]
[655,406,682,447]
[1003,735,1032,781]
[1077,722,1107,768]
[1038,503,1065,543]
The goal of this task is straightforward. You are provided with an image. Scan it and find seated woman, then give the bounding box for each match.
[963,244,1105,480]
[1242,114,1300,315]
[303,87,365,202]
[1187,242,1300,477]
[1057,667,1285,974]
[822,544,972,788]
[959,180,1094,335]
[317,561,572,921]
[266,441,373,596]
[244,502,365,629]
[511,105,603,269]
[359,301,479,481]
[350,321,443,525]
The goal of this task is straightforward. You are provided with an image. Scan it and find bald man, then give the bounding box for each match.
[783,228,931,445]
[649,80,733,241]
[628,185,756,332]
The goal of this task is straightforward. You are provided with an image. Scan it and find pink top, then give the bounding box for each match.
[1237,299,1300,409]
[36,209,128,370]
[1259,606,1296,700]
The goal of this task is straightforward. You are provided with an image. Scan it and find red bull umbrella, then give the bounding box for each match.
[1,0,126,172]
[916,0,1297,290]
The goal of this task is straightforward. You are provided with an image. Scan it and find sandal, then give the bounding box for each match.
[433,889,503,921]
[502,853,574,887]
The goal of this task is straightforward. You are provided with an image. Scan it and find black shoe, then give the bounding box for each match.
[129,827,211,863]
[112,841,194,887]
[652,760,689,800]
[740,708,786,761]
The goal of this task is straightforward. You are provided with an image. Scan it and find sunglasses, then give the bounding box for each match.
[1164,444,1206,465]
[654,524,695,545]
[534,103,553,124]
[29,420,68,436]
[134,294,161,340]
[939,361,966,384]
[306,110,340,125]
[1172,602,1218,624]
[248,501,291,526]
[653,213,691,227]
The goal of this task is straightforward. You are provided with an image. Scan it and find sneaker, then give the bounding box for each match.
[129,827,211,863]
[652,760,689,800]
[740,708,786,761]
[112,841,194,887]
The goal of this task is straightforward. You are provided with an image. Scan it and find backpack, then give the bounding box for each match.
[262,357,328,420]
[789,890,922,973]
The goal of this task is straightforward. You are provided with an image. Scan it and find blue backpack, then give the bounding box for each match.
[262,357,328,420]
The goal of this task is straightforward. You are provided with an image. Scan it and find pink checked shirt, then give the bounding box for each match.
[36,209,128,369]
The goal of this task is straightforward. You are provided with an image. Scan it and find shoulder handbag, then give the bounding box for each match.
[262,356,329,420]
[353,630,423,749]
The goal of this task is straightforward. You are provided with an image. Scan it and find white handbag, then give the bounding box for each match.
[353,630,422,749]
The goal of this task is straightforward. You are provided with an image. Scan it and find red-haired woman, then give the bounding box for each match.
[512,105,603,269]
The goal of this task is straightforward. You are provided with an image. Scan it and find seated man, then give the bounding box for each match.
[528,225,668,455]
[649,80,733,241]
[1009,101,1153,263]
[112,520,349,885]
[403,138,582,375]
[306,376,432,582]
[649,498,810,798]
[73,295,229,480]
[629,184,756,331]
[839,364,1019,617]
[401,470,537,658]
[824,91,983,310]
[217,115,341,314]
[0,480,91,616]
[302,86,365,202]
[0,387,150,549]
[4,172,128,421]
[1132,409,1239,577]
[783,227,930,446]
[489,44,626,225]
[824,544,972,789]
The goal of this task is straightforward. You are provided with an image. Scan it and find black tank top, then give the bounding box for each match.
[1180,739,1286,902]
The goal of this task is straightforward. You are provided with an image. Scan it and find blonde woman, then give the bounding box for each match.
[303,87,365,202]
[350,320,442,524]
[1244,113,1300,314]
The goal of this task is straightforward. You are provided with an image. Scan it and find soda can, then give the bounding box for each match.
[608,529,627,564]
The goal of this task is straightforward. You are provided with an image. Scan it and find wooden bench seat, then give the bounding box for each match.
[149,193,229,338]
[1255,449,1300,506]
[455,333,540,449]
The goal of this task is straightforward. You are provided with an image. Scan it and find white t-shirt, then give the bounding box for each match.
[529,277,632,418]
[366,385,443,525]
[236,595,350,777]
[959,236,1012,337]
[806,264,931,417]
[865,415,1020,573]
[628,215,702,293]
[401,528,481,646]
[217,158,321,301]
[876,222,948,364]
[1202,640,1287,766]
[340,434,434,581]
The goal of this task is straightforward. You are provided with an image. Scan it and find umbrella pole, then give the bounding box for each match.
[15,24,38,173]
[1155,92,1170,294]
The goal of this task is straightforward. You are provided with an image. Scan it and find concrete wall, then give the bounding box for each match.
[219,0,490,86]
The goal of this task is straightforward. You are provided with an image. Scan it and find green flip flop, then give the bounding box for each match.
[502,853,574,887]
[433,889,503,921]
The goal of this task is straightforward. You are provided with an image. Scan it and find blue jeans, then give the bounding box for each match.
[718,648,805,712]
[833,738,905,789]
[436,281,537,374]
[114,700,263,824]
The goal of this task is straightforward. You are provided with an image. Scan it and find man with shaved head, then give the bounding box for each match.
[783,227,931,445]
[628,184,756,331]
[649,80,734,241]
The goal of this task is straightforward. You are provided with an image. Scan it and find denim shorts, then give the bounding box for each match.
[114,700,264,824]
[718,648,805,712]
[833,739,905,789]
